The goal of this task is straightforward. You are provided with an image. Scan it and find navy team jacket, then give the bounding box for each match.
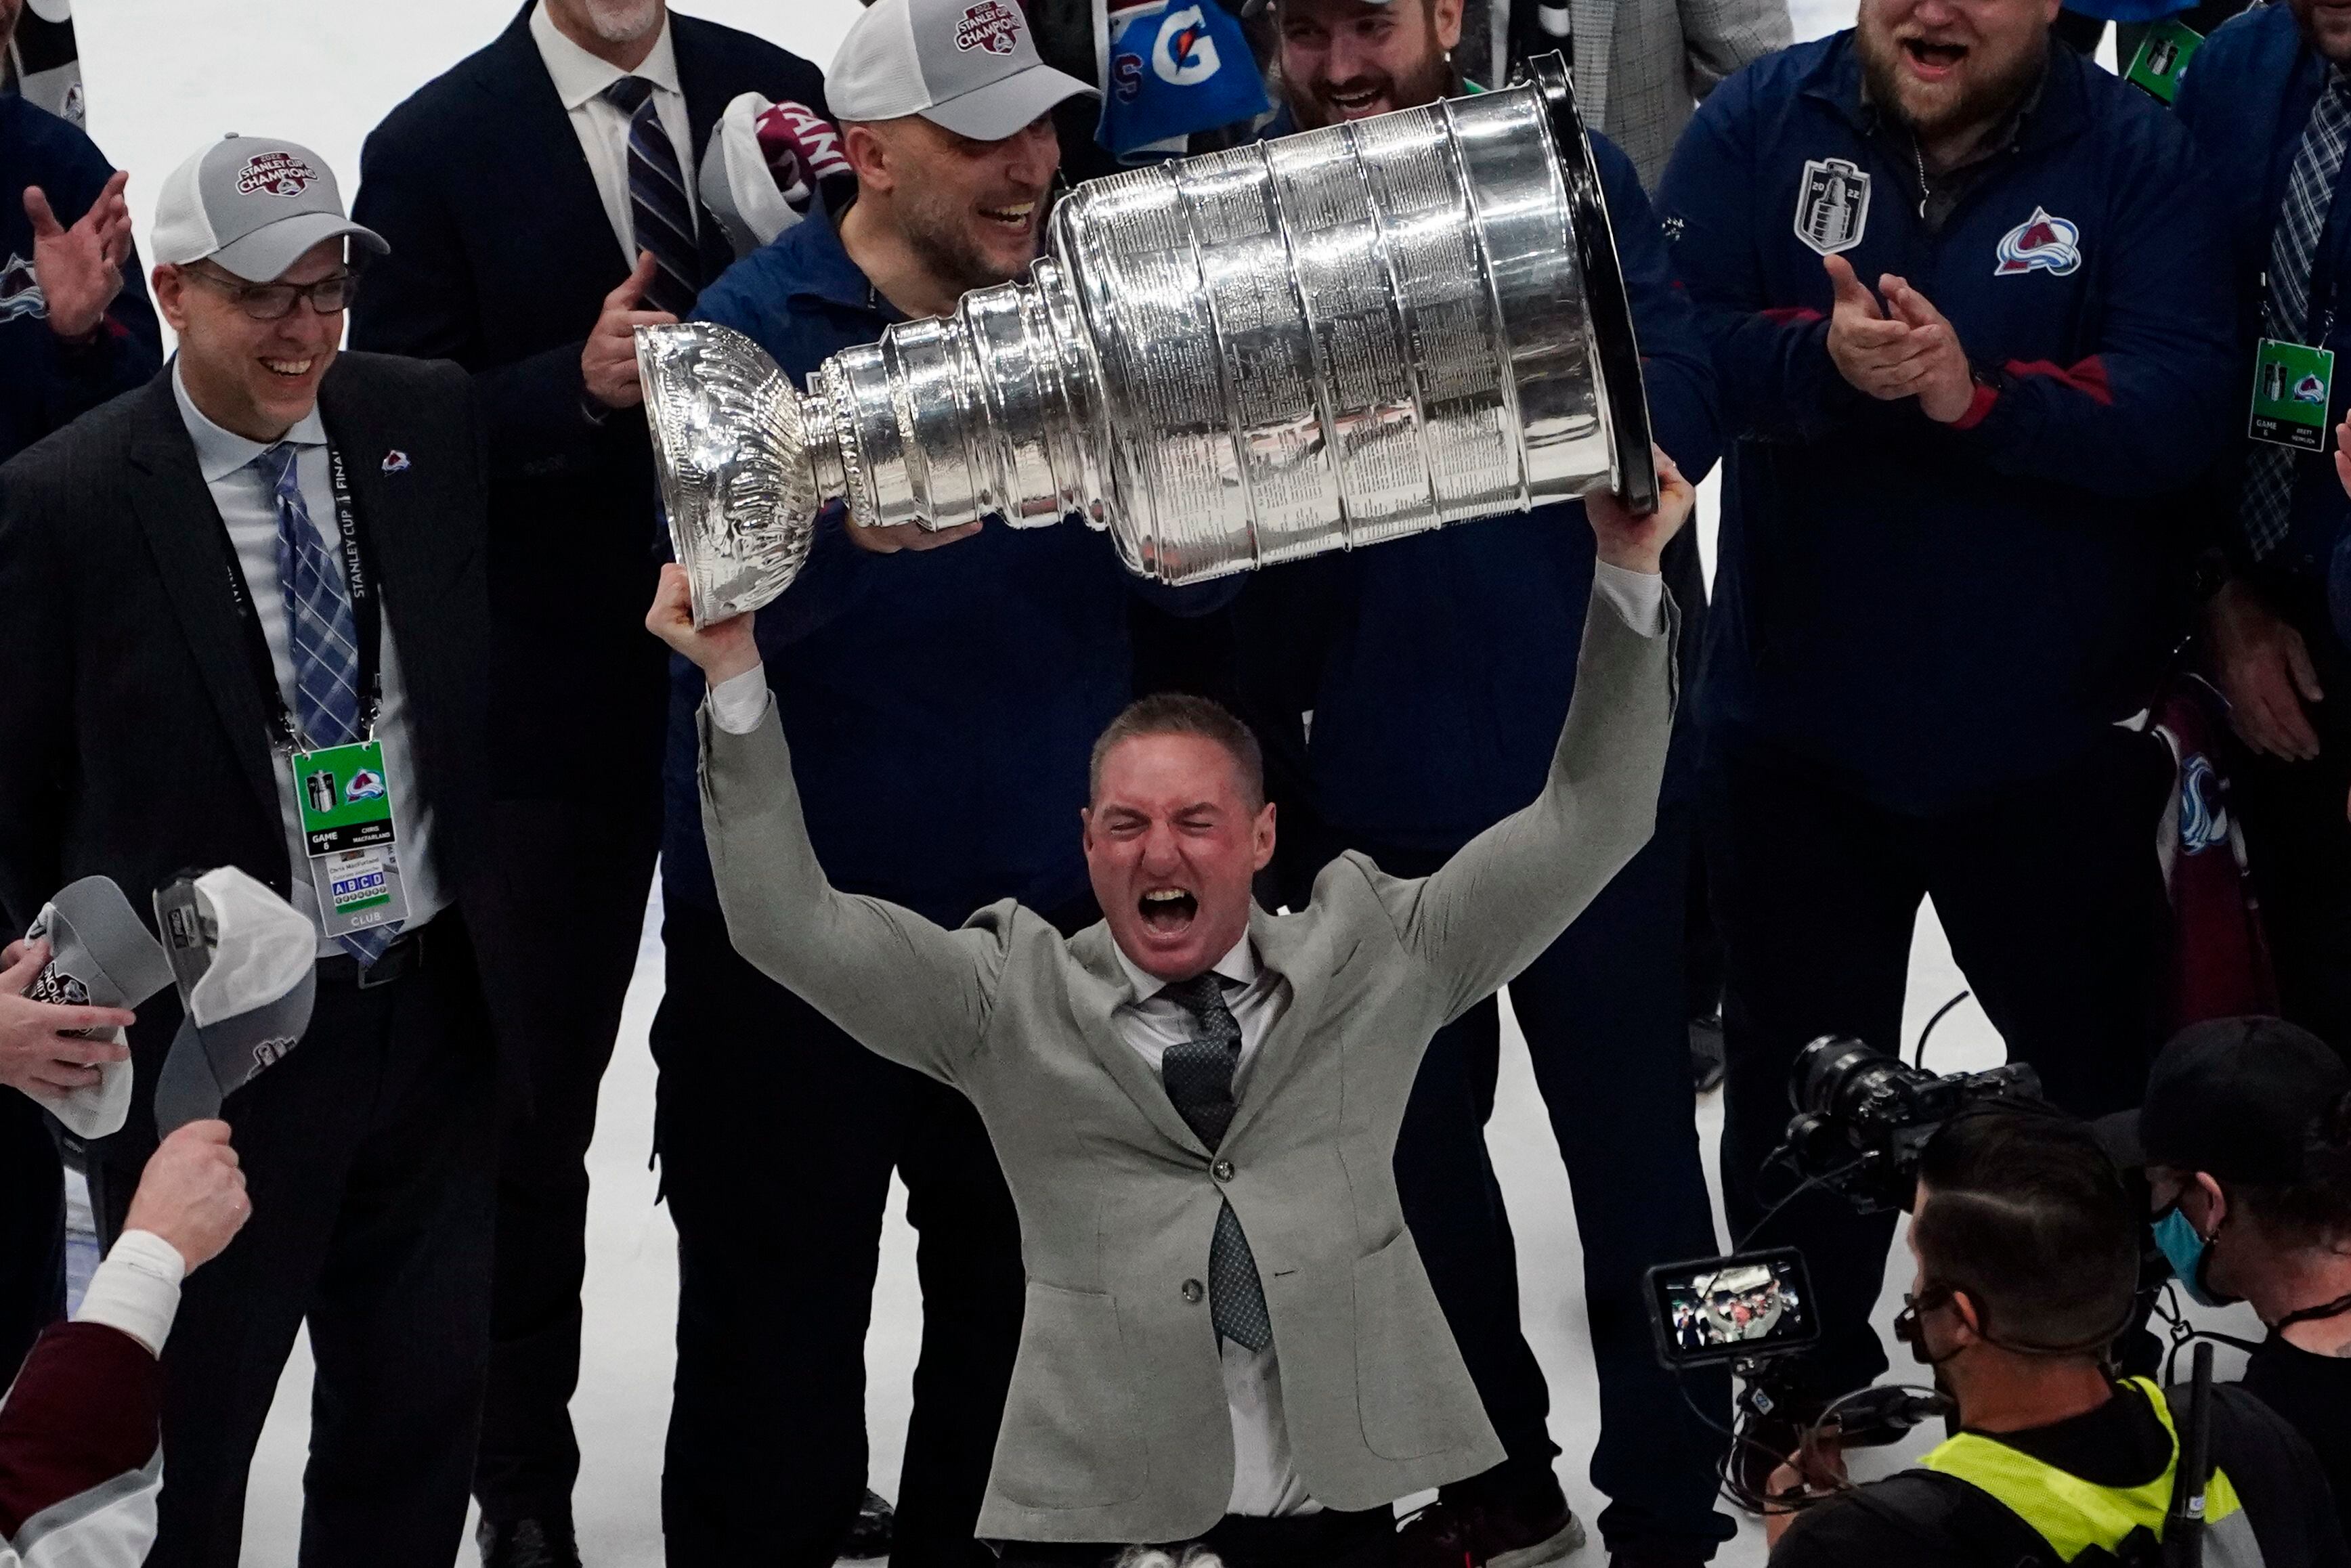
[662,204,1226,928]
[1253,131,1721,856]
[0,95,160,465]
[1658,32,2236,811]
[2174,5,2351,607]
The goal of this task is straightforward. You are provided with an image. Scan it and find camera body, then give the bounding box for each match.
[1779,1035,2042,1213]
[1643,1037,2046,1477]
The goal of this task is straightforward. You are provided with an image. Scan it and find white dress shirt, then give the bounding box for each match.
[1108,936,1320,1518]
[530,0,697,268]
[173,364,446,955]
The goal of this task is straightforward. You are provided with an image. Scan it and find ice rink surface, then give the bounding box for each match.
[60,0,2241,1561]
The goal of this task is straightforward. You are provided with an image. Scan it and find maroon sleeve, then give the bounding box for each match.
[0,1322,160,1536]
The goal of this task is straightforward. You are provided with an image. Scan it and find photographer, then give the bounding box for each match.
[1765,1110,2346,1568]
[2115,1016,2351,1540]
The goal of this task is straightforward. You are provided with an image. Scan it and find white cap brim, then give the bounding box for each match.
[924,62,1098,141]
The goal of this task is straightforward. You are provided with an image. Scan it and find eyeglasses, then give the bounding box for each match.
[185,266,358,322]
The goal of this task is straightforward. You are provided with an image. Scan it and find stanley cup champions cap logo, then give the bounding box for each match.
[236,149,318,198]
[955,0,1023,53]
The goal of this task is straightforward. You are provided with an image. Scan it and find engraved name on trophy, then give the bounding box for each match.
[640,53,1654,626]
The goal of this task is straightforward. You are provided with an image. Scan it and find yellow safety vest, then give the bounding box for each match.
[1921,1378,2263,1567]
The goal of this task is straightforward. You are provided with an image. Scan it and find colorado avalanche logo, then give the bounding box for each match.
[954,0,1022,53]
[2179,753,2228,854]
[236,150,319,198]
[1112,51,1144,102]
[1994,206,2082,277]
[0,252,45,323]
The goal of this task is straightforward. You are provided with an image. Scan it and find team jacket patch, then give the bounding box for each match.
[1994,206,2083,276]
[1793,157,1870,256]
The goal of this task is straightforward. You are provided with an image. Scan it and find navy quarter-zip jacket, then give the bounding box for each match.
[1658,32,2236,810]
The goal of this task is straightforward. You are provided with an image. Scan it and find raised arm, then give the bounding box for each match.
[1371,454,1691,1024]
[649,565,1004,1084]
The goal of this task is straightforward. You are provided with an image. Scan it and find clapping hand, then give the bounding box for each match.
[25,170,133,343]
[1823,256,1975,423]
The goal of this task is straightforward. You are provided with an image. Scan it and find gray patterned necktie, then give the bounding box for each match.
[2241,72,2351,561]
[1163,972,1272,1353]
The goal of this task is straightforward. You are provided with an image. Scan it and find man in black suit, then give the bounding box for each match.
[0,135,500,1568]
[347,6,830,1561]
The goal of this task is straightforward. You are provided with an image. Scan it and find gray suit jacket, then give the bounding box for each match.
[1572,0,1792,190]
[697,584,1678,1542]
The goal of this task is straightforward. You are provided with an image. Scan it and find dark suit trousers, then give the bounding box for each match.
[1704,729,2170,1395]
[1318,808,1732,1558]
[0,1090,64,1382]
[2230,581,2351,1057]
[471,796,662,1523]
[96,916,498,1568]
[652,900,1029,1568]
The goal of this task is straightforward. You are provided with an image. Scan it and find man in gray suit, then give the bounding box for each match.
[1492,0,1791,190]
[645,456,1693,1567]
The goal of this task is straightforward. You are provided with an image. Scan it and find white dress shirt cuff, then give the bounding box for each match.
[1594,559,1666,638]
[708,665,772,735]
[72,1229,186,1357]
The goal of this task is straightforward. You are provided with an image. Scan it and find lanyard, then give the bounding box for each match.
[211,443,382,753]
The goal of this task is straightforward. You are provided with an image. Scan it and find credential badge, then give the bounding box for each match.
[1793,157,1871,257]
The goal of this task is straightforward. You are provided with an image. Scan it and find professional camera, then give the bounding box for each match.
[1775,1034,2042,1213]
[1641,1037,2046,1510]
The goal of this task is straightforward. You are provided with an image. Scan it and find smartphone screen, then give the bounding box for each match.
[1645,1248,1819,1368]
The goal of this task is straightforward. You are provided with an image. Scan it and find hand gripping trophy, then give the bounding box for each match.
[638,54,1657,626]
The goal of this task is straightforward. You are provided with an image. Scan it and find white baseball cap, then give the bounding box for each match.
[151,134,388,283]
[829,0,1098,142]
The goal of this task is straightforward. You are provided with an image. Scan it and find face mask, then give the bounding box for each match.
[2154,1203,2239,1309]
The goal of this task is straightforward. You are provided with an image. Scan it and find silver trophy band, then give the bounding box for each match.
[639,53,1657,627]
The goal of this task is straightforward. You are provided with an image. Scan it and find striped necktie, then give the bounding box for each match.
[2240,72,2351,562]
[603,74,702,318]
[1163,972,1273,1353]
[257,443,395,967]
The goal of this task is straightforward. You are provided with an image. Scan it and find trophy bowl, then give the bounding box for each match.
[642,51,1654,626]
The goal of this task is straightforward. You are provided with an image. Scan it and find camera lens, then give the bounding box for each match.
[1792,1035,1887,1115]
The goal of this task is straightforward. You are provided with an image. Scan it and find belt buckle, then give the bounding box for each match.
[354,932,419,990]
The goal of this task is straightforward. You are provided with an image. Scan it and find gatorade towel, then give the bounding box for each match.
[1098,1,1270,165]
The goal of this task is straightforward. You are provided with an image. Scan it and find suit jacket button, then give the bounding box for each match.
[1181,1278,1205,1304]
[1211,1159,1234,1182]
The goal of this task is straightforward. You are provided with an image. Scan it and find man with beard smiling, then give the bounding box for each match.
[1234,3,1737,1567]
[1658,0,2235,1462]
[648,428,1690,1567]
[649,1,1230,1563]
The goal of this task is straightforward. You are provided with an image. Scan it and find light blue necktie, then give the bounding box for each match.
[257,443,395,966]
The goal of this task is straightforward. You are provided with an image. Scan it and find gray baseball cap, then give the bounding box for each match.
[151,134,388,283]
[829,0,1096,142]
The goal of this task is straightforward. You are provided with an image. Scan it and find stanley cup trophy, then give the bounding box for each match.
[639,53,1656,626]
